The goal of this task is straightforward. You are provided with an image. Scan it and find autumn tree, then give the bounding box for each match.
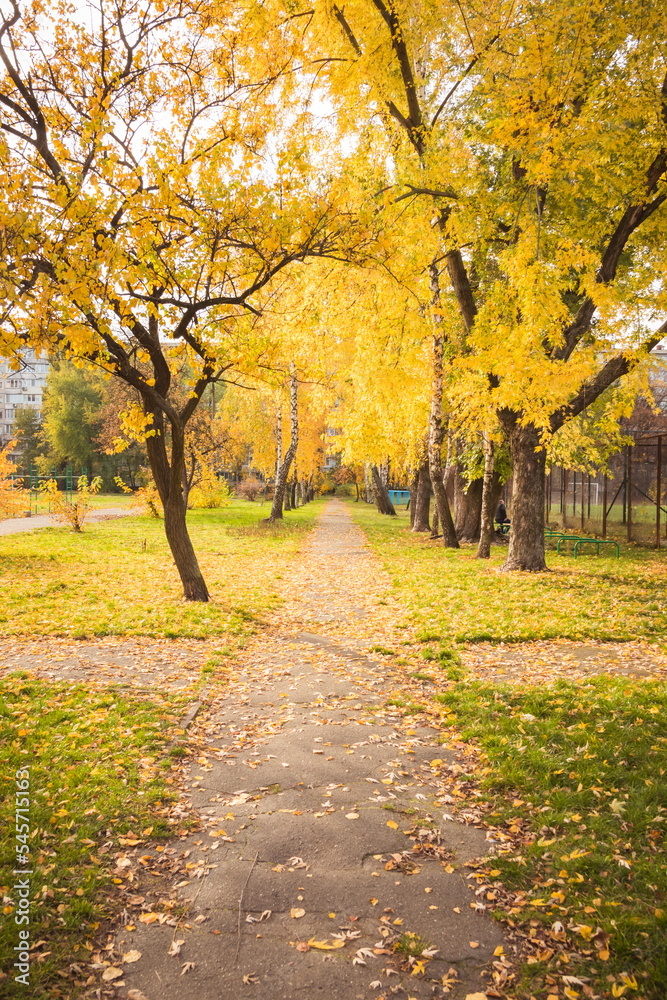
[13,406,45,470]
[290,0,667,569]
[0,0,374,600]
[40,362,103,473]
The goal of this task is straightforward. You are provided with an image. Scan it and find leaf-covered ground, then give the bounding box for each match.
[2,497,667,1000]
[347,498,667,999]
[347,502,667,645]
[0,499,321,639]
[0,677,188,997]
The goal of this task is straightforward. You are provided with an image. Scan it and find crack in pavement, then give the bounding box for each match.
[112,500,506,999]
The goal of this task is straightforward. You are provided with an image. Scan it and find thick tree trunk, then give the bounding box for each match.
[477,435,497,559]
[163,495,210,600]
[412,460,431,532]
[454,468,483,542]
[500,420,547,572]
[371,464,396,515]
[428,262,459,548]
[145,406,209,601]
[267,369,298,522]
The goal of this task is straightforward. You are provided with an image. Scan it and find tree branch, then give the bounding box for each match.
[550,320,667,432]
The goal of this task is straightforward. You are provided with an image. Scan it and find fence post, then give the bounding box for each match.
[657,436,662,550]
[545,472,550,523]
[580,474,585,533]
[602,473,608,538]
[622,448,627,524]
[627,445,633,543]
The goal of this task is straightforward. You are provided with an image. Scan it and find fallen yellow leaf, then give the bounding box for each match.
[290,908,306,919]
[102,967,124,981]
[307,938,345,950]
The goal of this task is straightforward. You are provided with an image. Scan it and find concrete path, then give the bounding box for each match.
[0,507,132,535]
[109,501,505,1000]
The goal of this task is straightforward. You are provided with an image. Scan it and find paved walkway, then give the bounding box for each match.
[108,501,505,1000]
[0,507,132,535]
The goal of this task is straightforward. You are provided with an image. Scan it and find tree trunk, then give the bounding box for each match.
[412,460,431,532]
[454,467,483,542]
[431,507,439,538]
[145,406,209,601]
[274,407,282,483]
[409,465,420,528]
[267,369,299,521]
[364,464,373,503]
[428,262,459,548]
[477,435,496,559]
[371,464,396,515]
[500,420,547,572]
[163,494,210,600]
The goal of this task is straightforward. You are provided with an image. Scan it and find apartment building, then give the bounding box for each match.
[0,350,50,449]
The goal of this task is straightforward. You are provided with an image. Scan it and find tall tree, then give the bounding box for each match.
[0,0,373,599]
[294,0,667,569]
[13,406,45,470]
[41,363,103,472]
[267,367,299,521]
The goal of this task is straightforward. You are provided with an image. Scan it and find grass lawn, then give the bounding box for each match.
[0,497,320,997]
[0,497,322,638]
[348,499,667,999]
[347,501,667,644]
[0,676,187,998]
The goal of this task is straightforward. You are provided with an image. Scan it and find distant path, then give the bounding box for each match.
[0,507,132,535]
[111,500,504,1000]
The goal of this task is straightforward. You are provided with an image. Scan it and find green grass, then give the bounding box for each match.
[348,500,667,997]
[347,501,667,644]
[0,498,322,639]
[0,676,186,998]
[435,677,667,999]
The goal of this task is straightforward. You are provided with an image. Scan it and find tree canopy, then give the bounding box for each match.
[1,0,666,592]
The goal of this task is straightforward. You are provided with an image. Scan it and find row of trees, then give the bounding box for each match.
[1,0,665,599]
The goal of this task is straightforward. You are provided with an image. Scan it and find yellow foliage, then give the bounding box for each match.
[0,442,27,518]
[40,475,102,532]
[189,466,232,509]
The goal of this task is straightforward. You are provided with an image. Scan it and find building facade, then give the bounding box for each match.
[0,350,50,450]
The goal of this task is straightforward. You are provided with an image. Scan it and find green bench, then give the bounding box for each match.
[553,533,619,557]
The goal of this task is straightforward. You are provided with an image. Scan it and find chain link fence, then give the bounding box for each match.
[545,435,666,547]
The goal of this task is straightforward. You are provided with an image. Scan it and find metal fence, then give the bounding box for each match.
[545,435,666,547]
